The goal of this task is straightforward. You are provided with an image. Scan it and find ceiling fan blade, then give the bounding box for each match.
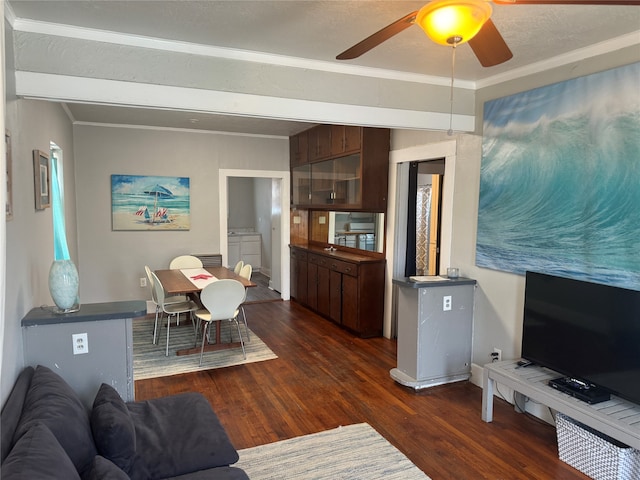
[493,0,640,5]
[468,18,513,67]
[336,11,418,60]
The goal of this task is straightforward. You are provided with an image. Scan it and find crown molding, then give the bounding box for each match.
[477,30,640,89]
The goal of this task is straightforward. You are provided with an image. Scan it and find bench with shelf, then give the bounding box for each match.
[482,360,640,449]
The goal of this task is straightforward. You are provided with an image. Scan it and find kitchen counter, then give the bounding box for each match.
[227,231,261,237]
[289,243,383,263]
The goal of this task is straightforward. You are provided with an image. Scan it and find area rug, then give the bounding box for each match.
[132,316,277,380]
[235,423,431,480]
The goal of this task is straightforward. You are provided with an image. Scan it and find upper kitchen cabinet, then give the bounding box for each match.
[331,125,361,156]
[289,130,308,167]
[290,126,390,211]
[307,124,333,162]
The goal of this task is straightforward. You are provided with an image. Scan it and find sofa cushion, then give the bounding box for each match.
[0,366,34,464]
[91,384,137,472]
[1,423,81,480]
[87,456,130,480]
[12,365,96,476]
[164,466,250,480]
[127,392,239,479]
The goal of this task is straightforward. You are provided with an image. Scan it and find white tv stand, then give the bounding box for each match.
[482,360,640,450]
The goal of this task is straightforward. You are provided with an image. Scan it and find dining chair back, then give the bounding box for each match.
[239,264,252,281]
[145,266,188,344]
[233,260,244,275]
[150,271,199,356]
[237,264,253,342]
[195,279,247,366]
[169,255,203,269]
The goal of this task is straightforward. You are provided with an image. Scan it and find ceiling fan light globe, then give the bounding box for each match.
[416,0,492,46]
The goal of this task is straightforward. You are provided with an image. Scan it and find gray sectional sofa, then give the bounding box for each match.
[0,365,249,479]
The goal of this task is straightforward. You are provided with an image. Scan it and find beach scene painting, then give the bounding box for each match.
[477,62,640,290]
[111,174,190,231]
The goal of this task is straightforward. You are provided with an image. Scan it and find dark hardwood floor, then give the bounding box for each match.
[244,271,281,303]
[135,300,588,480]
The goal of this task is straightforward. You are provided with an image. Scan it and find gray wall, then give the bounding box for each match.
[73,125,288,304]
[228,177,257,230]
[3,99,77,402]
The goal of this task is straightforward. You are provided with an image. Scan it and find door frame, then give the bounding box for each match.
[384,140,457,338]
[219,169,290,300]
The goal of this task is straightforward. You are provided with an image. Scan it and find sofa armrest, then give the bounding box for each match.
[126,392,239,479]
[0,367,34,464]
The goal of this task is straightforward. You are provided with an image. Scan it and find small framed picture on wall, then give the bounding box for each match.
[33,149,51,210]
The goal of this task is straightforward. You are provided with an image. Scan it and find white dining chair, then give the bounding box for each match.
[233,260,244,275]
[238,263,252,342]
[150,271,199,356]
[194,279,247,366]
[145,266,188,344]
[169,255,203,269]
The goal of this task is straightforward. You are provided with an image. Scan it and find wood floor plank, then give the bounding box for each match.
[134,300,589,480]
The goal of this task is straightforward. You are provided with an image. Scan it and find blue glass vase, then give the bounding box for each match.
[48,259,80,313]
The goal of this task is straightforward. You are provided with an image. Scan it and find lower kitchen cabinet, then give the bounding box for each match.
[290,245,385,337]
[228,233,262,270]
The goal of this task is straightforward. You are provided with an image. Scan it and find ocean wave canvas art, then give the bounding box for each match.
[477,62,640,290]
[112,174,190,231]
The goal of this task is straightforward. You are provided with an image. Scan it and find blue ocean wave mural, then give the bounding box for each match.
[477,62,640,290]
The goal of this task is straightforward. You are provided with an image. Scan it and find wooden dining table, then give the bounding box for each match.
[154,266,256,356]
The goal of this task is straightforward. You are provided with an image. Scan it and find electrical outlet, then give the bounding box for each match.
[492,347,502,362]
[443,295,452,311]
[140,277,147,287]
[72,333,89,355]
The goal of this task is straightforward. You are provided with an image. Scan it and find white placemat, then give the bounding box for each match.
[181,268,218,289]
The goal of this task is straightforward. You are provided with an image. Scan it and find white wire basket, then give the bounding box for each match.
[556,413,640,480]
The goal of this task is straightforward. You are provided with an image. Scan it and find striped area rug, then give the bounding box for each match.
[132,316,278,380]
[236,423,431,479]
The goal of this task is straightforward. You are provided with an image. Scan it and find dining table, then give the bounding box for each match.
[154,266,256,356]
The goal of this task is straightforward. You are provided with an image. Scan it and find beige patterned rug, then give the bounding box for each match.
[236,423,431,479]
[132,316,277,380]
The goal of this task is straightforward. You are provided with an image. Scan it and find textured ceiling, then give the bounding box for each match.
[8,0,640,136]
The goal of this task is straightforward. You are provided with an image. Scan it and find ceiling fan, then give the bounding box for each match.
[337,0,640,67]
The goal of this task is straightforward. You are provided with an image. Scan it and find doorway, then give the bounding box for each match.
[219,169,290,301]
[384,139,457,339]
[405,160,445,277]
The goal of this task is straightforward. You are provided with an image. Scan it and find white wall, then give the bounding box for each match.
[72,125,288,304]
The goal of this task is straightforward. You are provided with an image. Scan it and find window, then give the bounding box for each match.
[50,142,70,261]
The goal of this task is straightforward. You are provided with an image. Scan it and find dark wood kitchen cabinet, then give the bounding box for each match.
[290,126,390,211]
[307,124,332,162]
[289,131,308,167]
[290,245,385,337]
[331,125,361,156]
[290,247,308,305]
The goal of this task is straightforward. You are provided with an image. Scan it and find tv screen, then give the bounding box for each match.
[521,271,640,404]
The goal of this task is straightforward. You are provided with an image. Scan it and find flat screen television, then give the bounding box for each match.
[521,271,640,405]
